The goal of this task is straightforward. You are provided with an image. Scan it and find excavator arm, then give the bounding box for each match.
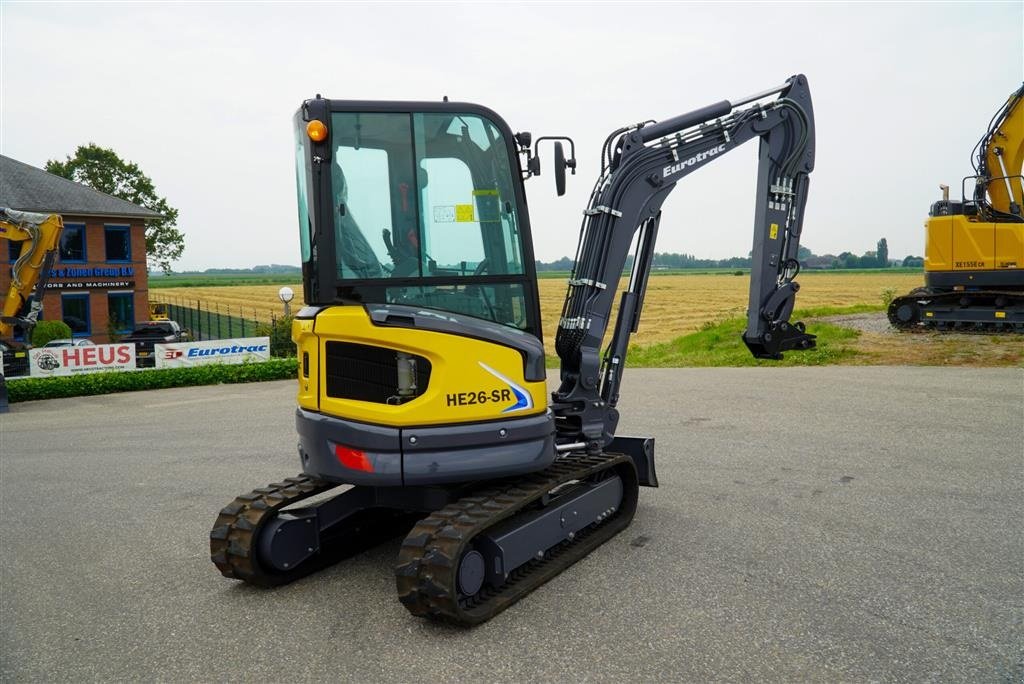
[552,75,816,447]
[0,208,65,340]
[975,84,1024,220]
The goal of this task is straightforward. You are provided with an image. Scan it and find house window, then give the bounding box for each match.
[107,292,134,333]
[61,293,90,336]
[105,225,131,262]
[7,240,20,263]
[60,223,86,262]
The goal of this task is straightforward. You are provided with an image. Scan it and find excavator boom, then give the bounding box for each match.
[977,85,1024,219]
[554,75,815,446]
[0,208,64,340]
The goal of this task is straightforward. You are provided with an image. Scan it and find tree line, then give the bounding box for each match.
[536,238,924,271]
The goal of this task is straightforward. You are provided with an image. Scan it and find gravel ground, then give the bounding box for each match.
[818,312,895,335]
[817,312,1022,369]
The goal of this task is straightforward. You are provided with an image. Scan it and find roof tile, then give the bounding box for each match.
[0,155,164,220]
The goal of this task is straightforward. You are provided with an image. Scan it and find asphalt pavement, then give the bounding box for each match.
[1,367,1022,682]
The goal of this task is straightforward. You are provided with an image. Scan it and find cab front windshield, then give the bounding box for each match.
[296,110,530,330]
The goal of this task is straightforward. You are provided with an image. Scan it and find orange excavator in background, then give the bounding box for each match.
[888,84,1024,331]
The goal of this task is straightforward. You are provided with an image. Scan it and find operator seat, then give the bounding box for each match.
[335,166,385,279]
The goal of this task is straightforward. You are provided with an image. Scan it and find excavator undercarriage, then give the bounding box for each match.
[212,451,644,624]
[888,287,1024,332]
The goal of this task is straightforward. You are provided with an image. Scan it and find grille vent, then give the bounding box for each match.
[325,342,430,404]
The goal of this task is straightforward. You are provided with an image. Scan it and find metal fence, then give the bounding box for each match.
[150,295,270,341]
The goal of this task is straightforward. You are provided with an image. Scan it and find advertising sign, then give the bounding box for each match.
[29,344,136,378]
[154,337,271,369]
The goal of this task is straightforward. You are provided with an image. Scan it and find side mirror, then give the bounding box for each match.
[531,136,577,195]
[554,142,567,196]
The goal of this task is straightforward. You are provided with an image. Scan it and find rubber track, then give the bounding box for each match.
[888,290,1024,333]
[210,475,339,587]
[394,452,638,626]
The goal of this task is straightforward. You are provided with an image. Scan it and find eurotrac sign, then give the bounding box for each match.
[29,344,136,377]
[154,337,271,368]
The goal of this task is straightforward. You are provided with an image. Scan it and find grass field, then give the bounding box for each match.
[537,271,923,346]
[154,284,302,323]
[154,271,923,345]
[150,271,1021,367]
[150,273,302,288]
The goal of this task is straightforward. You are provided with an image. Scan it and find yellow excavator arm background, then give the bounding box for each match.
[983,86,1024,215]
[0,209,64,339]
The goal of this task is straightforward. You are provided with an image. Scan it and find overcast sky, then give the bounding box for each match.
[2,2,1021,270]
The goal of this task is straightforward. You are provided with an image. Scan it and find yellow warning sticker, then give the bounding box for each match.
[455,204,475,222]
[995,311,1006,319]
[769,223,779,240]
[925,312,934,317]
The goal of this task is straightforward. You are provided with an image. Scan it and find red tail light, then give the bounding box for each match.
[334,444,373,472]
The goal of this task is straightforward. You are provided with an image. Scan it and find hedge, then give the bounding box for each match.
[7,358,299,403]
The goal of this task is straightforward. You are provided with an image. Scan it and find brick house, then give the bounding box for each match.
[1,155,163,344]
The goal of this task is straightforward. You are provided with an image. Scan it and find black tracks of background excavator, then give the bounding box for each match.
[395,452,639,626]
[888,289,1024,333]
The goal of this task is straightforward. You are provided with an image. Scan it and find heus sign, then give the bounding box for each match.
[155,337,271,368]
[29,344,136,378]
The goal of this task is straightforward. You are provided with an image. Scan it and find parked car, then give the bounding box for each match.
[1,340,30,377]
[120,320,186,368]
[42,338,96,348]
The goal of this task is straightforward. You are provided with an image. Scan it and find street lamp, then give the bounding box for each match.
[278,286,294,318]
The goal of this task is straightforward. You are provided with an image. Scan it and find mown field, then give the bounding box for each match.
[153,271,921,345]
[151,271,1022,366]
[537,271,923,347]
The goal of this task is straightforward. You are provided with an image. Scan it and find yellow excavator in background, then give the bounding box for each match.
[888,84,1024,331]
[0,207,64,410]
[0,208,64,342]
[148,302,170,321]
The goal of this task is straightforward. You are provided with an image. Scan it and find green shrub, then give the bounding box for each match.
[7,358,298,403]
[31,320,73,346]
[257,316,296,357]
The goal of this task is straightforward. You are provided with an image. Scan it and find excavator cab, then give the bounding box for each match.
[294,99,542,336]
[288,97,555,496]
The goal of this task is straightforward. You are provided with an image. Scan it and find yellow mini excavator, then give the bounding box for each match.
[888,84,1024,331]
[211,75,817,624]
